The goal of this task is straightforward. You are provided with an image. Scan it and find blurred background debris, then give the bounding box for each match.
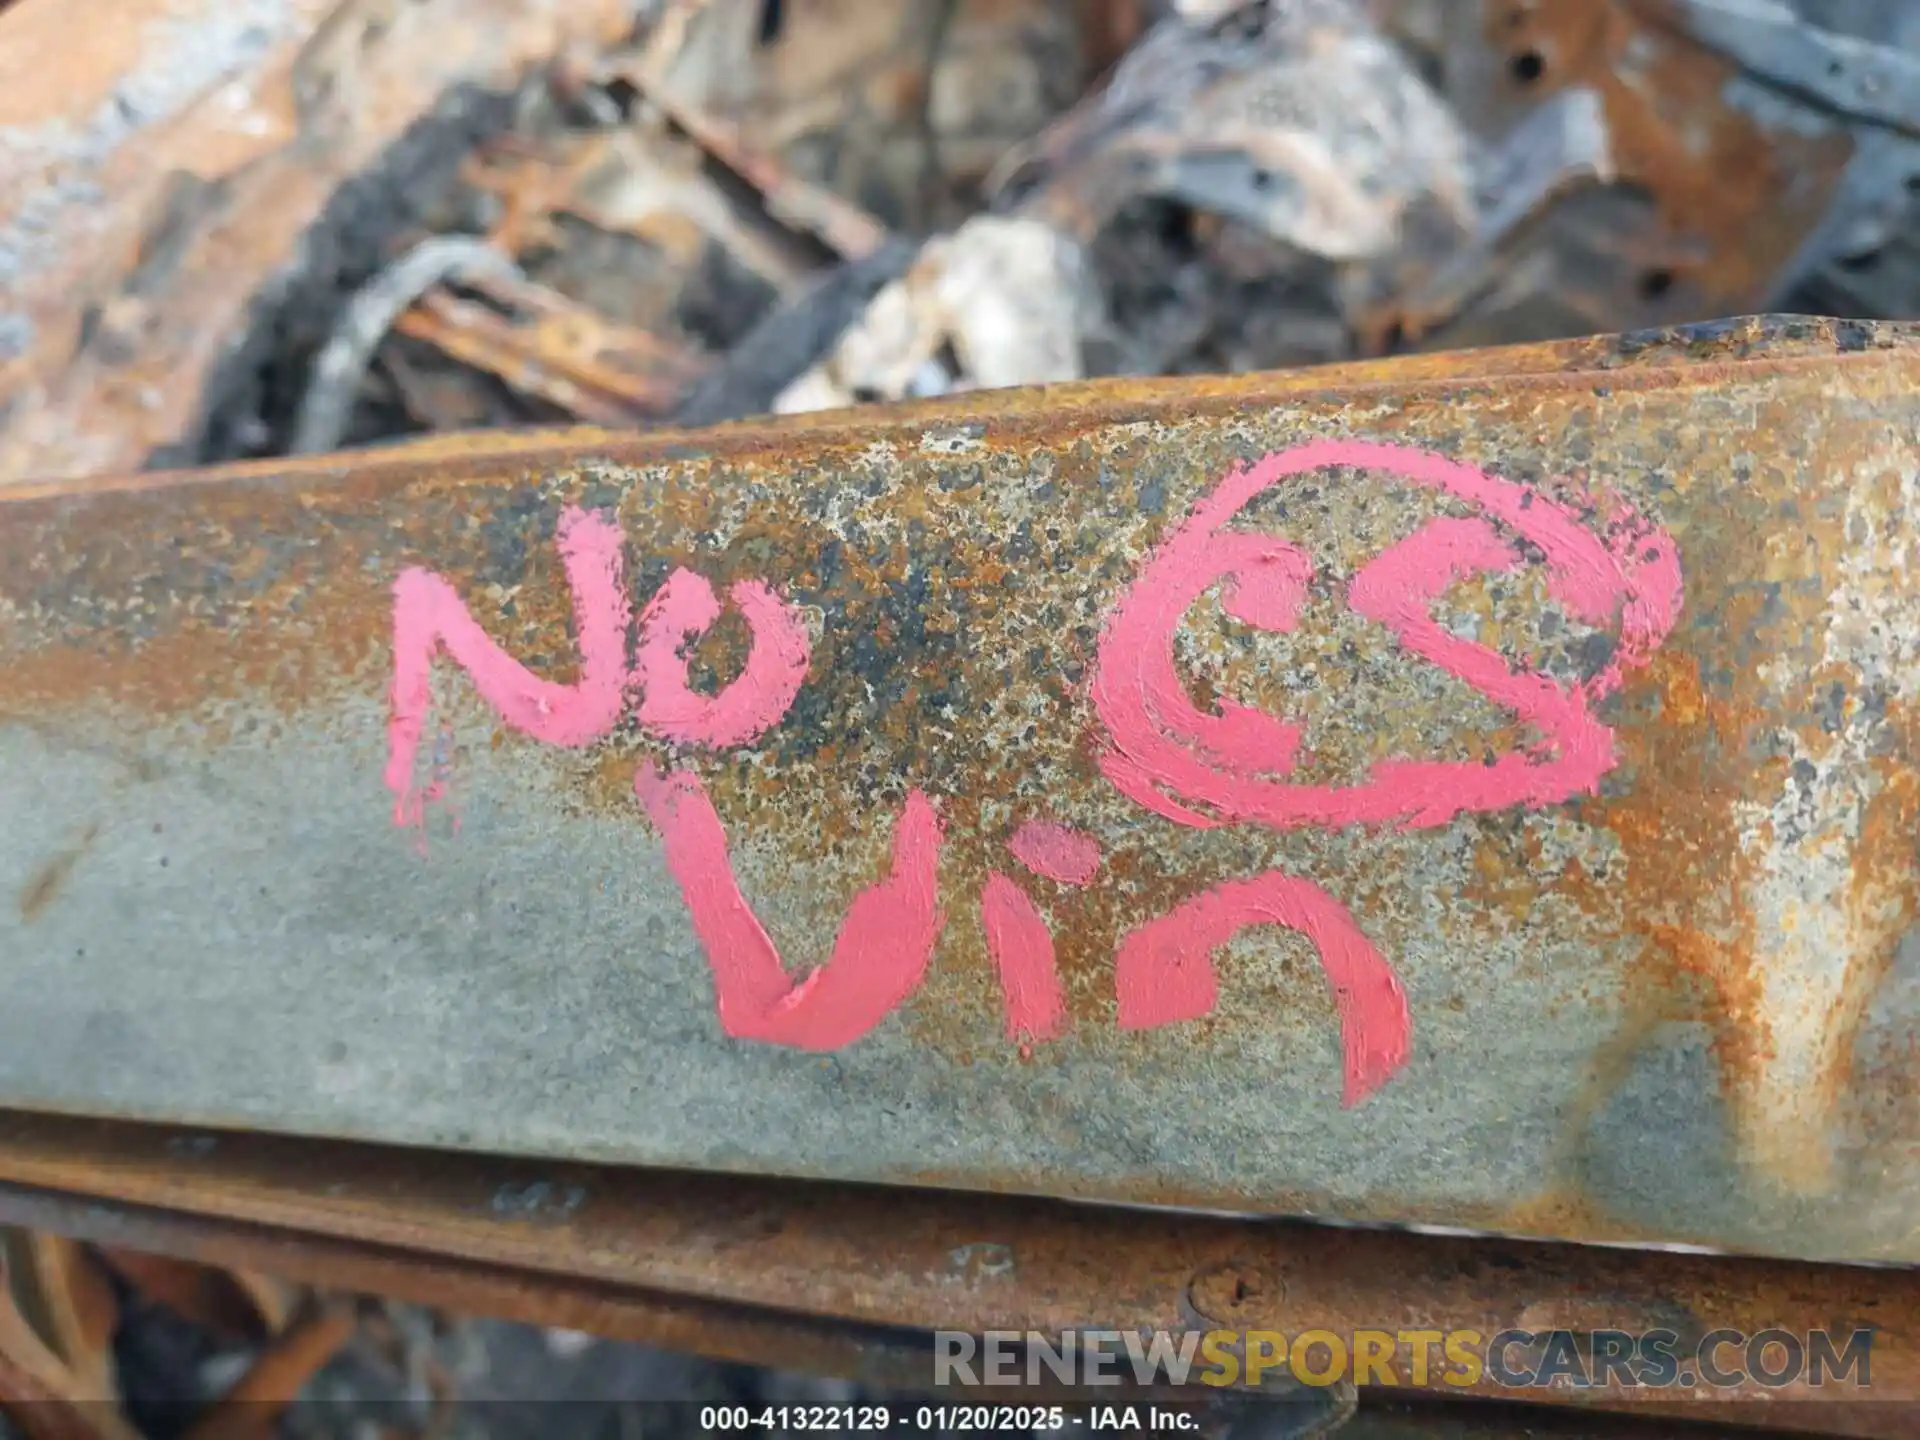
[0,1228,846,1440]
[8,0,1920,485]
[5,0,1920,1430]
[4,0,1918,481]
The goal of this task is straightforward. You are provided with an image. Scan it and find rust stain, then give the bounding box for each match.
[1495,1186,1647,1247]
[0,1107,1914,1420]
[1492,0,1853,310]
[17,822,100,924]
[1833,740,1920,1079]
[1520,353,1920,1199]
[0,543,397,744]
[1596,648,1772,1091]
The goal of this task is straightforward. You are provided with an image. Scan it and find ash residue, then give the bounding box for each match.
[0,0,304,363]
[169,84,519,468]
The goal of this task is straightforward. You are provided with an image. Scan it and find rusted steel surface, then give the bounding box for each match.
[0,1179,960,1401]
[0,1110,1912,1432]
[1369,0,1866,346]
[9,1210,1876,1440]
[2,316,1919,1263]
[0,1177,1230,1412]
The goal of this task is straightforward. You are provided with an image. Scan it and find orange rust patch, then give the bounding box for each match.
[1547,645,1779,1182]
[1824,714,1920,1115]
[1493,1186,1645,1245]
[0,593,391,743]
[1492,0,1853,310]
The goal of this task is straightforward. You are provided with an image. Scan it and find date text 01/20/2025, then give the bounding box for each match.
[696,1407,1199,1432]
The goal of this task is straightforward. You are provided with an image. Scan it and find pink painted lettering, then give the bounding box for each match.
[385,508,817,832]
[1008,820,1103,887]
[383,441,1683,1100]
[636,764,946,1049]
[634,570,812,748]
[386,505,631,830]
[1090,440,1684,830]
[980,872,1068,1046]
[1342,515,1613,827]
[1115,872,1411,1107]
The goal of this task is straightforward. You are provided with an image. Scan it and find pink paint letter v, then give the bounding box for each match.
[636,763,946,1049]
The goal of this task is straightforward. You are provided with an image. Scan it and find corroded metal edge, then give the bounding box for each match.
[0,1108,1911,1432]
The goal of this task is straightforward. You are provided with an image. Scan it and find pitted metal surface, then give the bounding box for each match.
[2,316,1917,1263]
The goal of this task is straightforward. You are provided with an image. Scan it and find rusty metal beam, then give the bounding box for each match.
[0,1109,1912,1434]
[0,1173,959,1401]
[2,316,1919,1267]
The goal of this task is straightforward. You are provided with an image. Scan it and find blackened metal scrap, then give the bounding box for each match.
[672,236,921,426]
[993,0,1474,259]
